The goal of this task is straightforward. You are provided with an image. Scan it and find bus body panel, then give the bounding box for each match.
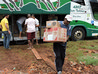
[70,1,98,37]
[0,0,71,14]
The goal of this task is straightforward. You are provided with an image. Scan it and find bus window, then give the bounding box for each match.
[72,0,85,5]
[90,0,98,20]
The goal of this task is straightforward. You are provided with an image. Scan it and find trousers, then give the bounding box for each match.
[53,42,67,72]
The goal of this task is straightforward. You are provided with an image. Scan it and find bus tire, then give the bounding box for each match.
[71,27,85,41]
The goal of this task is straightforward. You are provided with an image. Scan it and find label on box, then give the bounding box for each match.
[48,35,53,40]
[44,27,67,42]
[47,23,51,26]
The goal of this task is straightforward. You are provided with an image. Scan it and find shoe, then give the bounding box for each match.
[27,47,32,50]
[58,71,62,74]
[7,47,11,50]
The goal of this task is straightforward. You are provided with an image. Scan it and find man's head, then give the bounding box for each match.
[64,15,72,25]
[27,14,31,18]
[4,14,9,19]
[32,14,35,19]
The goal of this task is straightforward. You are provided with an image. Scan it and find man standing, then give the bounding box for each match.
[25,14,36,49]
[53,15,72,74]
[32,15,39,45]
[16,16,26,39]
[1,14,11,49]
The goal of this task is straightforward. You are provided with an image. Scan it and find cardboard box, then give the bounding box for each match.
[41,28,45,37]
[36,31,40,39]
[43,27,67,42]
[46,21,60,28]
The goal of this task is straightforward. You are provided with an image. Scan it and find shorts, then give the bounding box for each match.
[17,22,22,32]
[27,32,35,40]
[35,31,39,39]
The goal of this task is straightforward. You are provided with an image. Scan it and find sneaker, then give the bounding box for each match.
[8,47,11,50]
[27,47,32,50]
[58,71,62,74]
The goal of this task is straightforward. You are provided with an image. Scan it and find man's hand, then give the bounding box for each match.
[8,30,11,34]
[0,25,2,29]
[36,25,39,27]
[67,36,69,41]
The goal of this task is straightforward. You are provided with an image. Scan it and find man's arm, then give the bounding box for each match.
[24,19,27,31]
[35,19,39,27]
[5,19,10,34]
[67,25,71,41]
[67,35,69,41]
[5,23,10,34]
[24,24,27,31]
[5,23,9,30]
[0,24,2,29]
[36,25,39,27]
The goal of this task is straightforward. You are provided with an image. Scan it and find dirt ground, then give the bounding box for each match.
[0,44,55,73]
[0,43,98,74]
[35,43,97,74]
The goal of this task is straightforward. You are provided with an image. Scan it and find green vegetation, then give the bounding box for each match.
[77,55,98,66]
[66,40,98,65]
[34,39,98,66]
[0,39,98,66]
[94,13,98,20]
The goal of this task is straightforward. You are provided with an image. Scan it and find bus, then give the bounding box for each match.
[70,0,98,40]
[0,0,98,42]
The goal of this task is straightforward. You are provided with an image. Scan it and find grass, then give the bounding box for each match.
[77,55,98,66]
[34,39,98,66]
[65,39,98,65]
[66,41,84,61]
[0,39,98,67]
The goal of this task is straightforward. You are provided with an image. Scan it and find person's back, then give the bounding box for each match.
[26,17,36,33]
[17,17,26,24]
[25,14,36,49]
[16,17,26,38]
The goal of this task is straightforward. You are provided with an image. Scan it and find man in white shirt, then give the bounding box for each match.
[32,14,39,45]
[25,14,36,49]
[16,17,26,39]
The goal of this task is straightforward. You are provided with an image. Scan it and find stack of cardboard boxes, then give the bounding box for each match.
[43,21,67,42]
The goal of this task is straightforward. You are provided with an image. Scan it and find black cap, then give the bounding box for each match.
[4,14,9,17]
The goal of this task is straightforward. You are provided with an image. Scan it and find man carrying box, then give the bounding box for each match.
[53,15,72,74]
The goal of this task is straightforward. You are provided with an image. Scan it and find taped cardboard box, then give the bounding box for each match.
[46,21,60,28]
[41,28,45,37]
[43,27,67,42]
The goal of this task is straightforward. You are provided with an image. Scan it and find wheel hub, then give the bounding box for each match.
[74,31,83,40]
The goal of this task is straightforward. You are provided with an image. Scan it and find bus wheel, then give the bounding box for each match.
[71,27,85,41]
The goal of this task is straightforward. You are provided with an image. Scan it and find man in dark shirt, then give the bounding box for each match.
[53,15,72,74]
